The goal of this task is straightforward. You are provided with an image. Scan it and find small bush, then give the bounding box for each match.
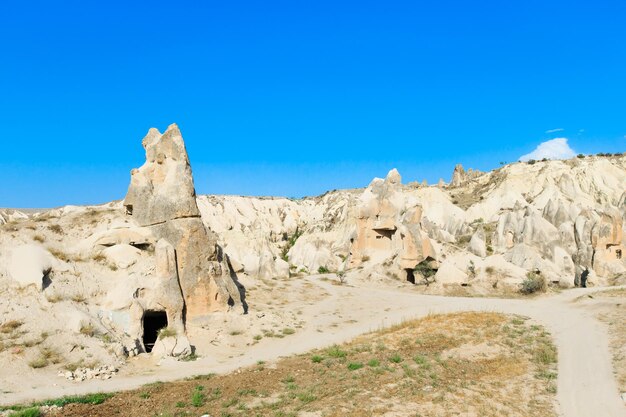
[191,386,206,407]
[179,352,199,362]
[318,266,330,274]
[48,247,70,262]
[28,358,48,369]
[157,327,177,339]
[534,344,557,365]
[281,328,295,335]
[33,235,45,243]
[326,345,347,358]
[577,153,585,159]
[311,355,323,363]
[47,224,63,234]
[80,324,96,337]
[347,362,364,371]
[367,359,380,367]
[92,253,106,263]
[520,271,546,294]
[389,354,403,363]
[0,320,23,333]
[527,159,536,165]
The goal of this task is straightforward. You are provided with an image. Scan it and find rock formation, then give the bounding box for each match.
[124,124,243,318]
[347,169,437,282]
[451,164,483,187]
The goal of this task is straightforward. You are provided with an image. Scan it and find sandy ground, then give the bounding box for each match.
[2,275,625,417]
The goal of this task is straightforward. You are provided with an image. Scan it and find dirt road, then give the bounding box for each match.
[3,277,624,417]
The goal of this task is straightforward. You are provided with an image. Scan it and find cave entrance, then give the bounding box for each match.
[142,311,168,353]
[406,269,416,284]
[373,228,395,240]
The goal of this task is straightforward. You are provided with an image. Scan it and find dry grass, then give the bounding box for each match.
[0,320,24,334]
[28,347,62,369]
[52,312,557,417]
[47,247,71,262]
[47,224,63,234]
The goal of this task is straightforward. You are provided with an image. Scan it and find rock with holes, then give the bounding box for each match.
[347,169,437,278]
[128,239,187,353]
[124,124,243,317]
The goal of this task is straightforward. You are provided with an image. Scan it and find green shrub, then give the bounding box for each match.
[414,261,437,279]
[367,359,380,367]
[12,408,41,417]
[326,345,347,358]
[191,386,206,407]
[520,271,546,294]
[347,362,364,371]
[577,153,585,158]
[527,159,536,165]
[389,354,403,363]
[317,266,330,274]
[311,355,323,363]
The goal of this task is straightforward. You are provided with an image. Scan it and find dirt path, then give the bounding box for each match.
[2,278,625,417]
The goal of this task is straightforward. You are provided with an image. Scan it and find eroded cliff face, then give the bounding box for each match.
[197,154,626,292]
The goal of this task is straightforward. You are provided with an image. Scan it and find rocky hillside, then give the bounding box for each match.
[199,154,626,294]
[0,124,623,384]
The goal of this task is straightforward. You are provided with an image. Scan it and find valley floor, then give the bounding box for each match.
[2,276,625,417]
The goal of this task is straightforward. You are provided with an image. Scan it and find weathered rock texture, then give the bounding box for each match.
[347,169,436,280]
[0,124,624,381]
[124,124,243,318]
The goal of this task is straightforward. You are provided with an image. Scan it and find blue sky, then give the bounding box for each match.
[1,1,625,207]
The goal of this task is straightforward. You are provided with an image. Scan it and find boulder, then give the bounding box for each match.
[102,244,141,269]
[6,245,58,289]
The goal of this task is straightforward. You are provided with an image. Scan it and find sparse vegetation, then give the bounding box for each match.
[47,247,71,262]
[190,386,206,407]
[317,265,330,274]
[28,346,62,368]
[0,320,23,333]
[38,312,557,417]
[336,270,347,284]
[281,227,304,262]
[157,327,177,339]
[10,408,41,417]
[520,271,546,295]
[47,224,63,234]
[414,259,437,283]
[80,324,96,337]
[92,253,106,263]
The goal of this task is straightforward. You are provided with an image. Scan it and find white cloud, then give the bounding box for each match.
[519,138,577,162]
[545,128,564,134]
